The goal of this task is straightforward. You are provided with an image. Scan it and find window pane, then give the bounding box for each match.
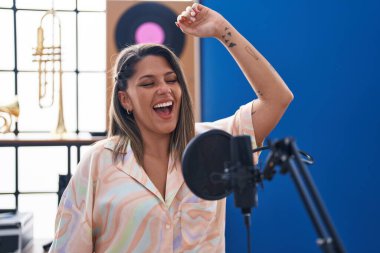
[0,10,15,70]
[61,72,78,132]
[19,194,58,239]
[0,72,15,103]
[17,72,77,132]
[17,10,44,71]
[0,195,16,210]
[0,148,16,192]
[16,0,76,10]
[60,11,77,71]
[78,12,106,71]
[0,0,12,8]
[70,145,78,174]
[16,0,52,9]
[78,0,106,11]
[17,72,55,131]
[78,73,106,132]
[19,146,67,192]
[53,0,76,11]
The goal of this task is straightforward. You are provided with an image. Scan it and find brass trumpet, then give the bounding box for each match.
[0,98,20,134]
[33,10,66,134]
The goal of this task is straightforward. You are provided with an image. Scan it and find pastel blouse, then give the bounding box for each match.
[49,101,258,253]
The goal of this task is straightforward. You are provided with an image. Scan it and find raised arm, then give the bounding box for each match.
[176,3,294,146]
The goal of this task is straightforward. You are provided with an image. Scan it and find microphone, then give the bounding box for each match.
[230,136,257,214]
[182,130,314,201]
[182,129,259,253]
[182,129,259,211]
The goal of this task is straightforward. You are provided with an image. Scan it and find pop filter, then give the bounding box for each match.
[182,129,233,200]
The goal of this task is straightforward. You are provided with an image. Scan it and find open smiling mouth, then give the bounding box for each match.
[153,101,174,117]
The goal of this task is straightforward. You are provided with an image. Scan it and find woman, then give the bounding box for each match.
[49,3,293,253]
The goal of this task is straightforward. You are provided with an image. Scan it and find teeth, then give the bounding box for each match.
[153,101,173,109]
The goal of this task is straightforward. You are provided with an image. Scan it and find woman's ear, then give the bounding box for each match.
[118,91,132,112]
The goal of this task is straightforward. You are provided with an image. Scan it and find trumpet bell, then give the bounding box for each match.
[0,98,20,133]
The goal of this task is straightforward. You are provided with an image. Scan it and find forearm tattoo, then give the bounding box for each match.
[222,27,237,48]
[245,46,259,61]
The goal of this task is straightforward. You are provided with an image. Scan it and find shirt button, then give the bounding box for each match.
[165,224,171,229]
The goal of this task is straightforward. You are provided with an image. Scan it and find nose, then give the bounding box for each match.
[157,83,172,95]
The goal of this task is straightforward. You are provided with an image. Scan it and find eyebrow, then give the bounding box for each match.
[138,71,176,80]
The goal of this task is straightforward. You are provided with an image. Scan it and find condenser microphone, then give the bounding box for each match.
[181,129,258,210]
[230,136,257,213]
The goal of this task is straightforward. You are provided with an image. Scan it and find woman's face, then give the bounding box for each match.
[118,55,182,138]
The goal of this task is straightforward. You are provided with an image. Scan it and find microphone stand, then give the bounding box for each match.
[262,138,346,253]
[225,160,259,253]
[224,136,262,253]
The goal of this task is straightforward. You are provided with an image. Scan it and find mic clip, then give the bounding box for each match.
[209,162,263,193]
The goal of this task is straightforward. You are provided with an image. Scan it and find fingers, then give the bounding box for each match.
[192,3,202,14]
[186,6,192,13]
[175,3,202,27]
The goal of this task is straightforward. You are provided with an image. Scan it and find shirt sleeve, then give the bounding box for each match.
[49,149,97,253]
[195,100,260,162]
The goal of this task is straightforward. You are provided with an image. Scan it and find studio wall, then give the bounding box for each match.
[201,0,380,252]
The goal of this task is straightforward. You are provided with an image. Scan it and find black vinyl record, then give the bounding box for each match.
[182,129,233,200]
[115,2,185,57]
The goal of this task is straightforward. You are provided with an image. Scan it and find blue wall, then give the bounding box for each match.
[200,0,380,252]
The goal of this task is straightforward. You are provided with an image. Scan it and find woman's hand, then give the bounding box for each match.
[175,3,226,38]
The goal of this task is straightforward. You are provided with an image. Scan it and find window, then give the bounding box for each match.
[0,0,106,239]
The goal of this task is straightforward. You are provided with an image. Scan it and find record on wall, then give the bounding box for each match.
[115,2,185,57]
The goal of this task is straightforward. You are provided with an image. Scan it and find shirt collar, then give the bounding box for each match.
[103,138,184,206]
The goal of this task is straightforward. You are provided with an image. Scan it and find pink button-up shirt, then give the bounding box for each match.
[49,102,258,253]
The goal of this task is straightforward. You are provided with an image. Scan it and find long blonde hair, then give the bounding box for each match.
[108,43,195,166]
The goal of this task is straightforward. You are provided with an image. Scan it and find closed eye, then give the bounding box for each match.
[139,82,154,87]
[166,79,178,84]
